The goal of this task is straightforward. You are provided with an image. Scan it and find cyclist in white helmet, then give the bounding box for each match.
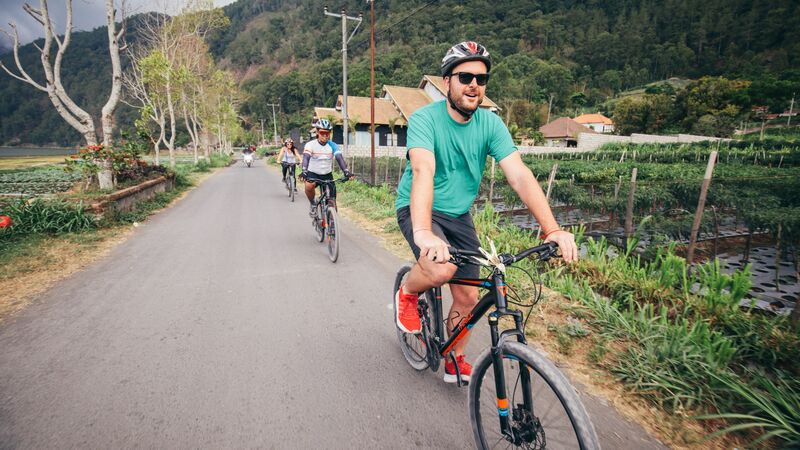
[300,119,353,216]
[394,41,578,383]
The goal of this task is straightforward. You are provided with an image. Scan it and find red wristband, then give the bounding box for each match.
[542,228,562,240]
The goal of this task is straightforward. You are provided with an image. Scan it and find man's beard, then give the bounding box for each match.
[447,87,481,119]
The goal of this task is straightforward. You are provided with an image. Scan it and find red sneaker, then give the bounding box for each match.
[444,355,472,384]
[395,286,421,334]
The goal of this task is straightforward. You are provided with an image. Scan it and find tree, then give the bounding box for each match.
[0,0,126,189]
[132,0,228,167]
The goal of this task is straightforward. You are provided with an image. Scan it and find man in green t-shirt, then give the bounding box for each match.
[394,41,578,383]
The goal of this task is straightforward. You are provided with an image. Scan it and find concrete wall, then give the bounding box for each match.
[577,132,730,150]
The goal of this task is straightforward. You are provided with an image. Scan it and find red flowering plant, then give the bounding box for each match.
[65,134,168,188]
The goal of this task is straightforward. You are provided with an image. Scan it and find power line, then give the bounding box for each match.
[349,0,441,52]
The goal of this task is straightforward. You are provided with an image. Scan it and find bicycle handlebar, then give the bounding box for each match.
[448,241,559,267]
[303,176,351,184]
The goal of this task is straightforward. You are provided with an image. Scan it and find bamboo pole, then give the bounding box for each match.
[624,168,637,239]
[686,151,718,265]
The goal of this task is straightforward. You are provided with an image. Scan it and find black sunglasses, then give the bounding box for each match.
[451,72,490,86]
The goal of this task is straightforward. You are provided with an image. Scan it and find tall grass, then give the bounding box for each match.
[0,198,96,236]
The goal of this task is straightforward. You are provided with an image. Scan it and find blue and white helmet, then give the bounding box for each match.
[315,119,333,131]
[441,41,492,76]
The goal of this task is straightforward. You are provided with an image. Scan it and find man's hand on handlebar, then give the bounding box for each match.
[544,230,578,263]
[414,230,451,264]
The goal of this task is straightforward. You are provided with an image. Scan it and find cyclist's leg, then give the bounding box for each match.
[441,211,482,356]
[281,162,289,180]
[304,172,318,204]
[396,206,458,293]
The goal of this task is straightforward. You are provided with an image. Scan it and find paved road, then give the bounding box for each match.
[0,158,668,449]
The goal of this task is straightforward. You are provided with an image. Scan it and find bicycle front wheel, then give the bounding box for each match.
[288,176,295,202]
[326,206,340,262]
[470,341,599,450]
[315,203,325,242]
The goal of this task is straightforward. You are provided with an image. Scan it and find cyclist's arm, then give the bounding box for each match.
[498,152,578,262]
[276,147,285,162]
[301,148,311,172]
[408,148,450,263]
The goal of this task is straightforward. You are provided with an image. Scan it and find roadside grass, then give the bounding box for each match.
[335,179,797,449]
[0,155,231,321]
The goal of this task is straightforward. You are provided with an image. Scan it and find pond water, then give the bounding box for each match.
[0,146,77,157]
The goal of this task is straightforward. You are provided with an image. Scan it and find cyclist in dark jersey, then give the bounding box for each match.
[394,41,578,383]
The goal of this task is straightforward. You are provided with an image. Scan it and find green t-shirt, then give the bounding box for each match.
[395,100,517,217]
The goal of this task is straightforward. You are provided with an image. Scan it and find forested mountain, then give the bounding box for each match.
[1,0,798,146]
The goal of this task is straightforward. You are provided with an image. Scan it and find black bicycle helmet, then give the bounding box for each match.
[441,41,492,77]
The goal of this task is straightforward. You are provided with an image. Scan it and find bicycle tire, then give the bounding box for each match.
[289,176,295,202]
[315,204,325,242]
[393,266,430,371]
[470,341,600,450]
[326,206,340,262]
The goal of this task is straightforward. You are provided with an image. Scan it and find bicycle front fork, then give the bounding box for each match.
[488,311,532,440]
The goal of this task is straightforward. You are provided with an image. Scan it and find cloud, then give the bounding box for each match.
[0,0,237,46]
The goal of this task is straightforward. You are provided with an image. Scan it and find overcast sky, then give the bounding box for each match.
[0,0,237,49]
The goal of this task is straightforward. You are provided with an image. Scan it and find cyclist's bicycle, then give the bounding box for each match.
[393,242,600,449]
[283,163,297,202]
[304,175,348,263]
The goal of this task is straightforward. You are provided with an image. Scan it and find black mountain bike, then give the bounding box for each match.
[283,163,296,202]
[305,176,347,263]
[393,242,600,450]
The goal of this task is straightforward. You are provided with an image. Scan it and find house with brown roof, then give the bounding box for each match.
[312,75,499,147]
[314,96,406,147]
[540,117,596,147]
[574,113,614,133]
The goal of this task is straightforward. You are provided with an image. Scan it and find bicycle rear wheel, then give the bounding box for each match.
[470,341,599,450]
[326,206,340,262]
[393,266,432,371]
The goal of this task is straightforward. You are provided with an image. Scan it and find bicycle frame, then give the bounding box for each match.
[428,269,533,439]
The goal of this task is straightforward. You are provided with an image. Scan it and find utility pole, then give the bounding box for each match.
[788,93,795,127]
[260,118,265,146]
[546,93,555,124]
[266,102,279,145]
[324,6,363,158]
[368,0,376,185]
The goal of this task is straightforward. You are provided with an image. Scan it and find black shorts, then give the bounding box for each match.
[307,171,336,199]
[396,206,480,279]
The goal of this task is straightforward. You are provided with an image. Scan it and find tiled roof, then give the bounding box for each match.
[539,117,596,139]
[574,113,613,125]
[316,97,405,126]
[419,75,499,109]
[381,85,433,121]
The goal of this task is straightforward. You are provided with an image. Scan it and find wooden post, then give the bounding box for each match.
[619,149,626,163]
[624,168,637,239]
[610,175,622,226]
[774,223,782,292]
[536,163,558,238]
[488,158,496,203]
[712,206,719,259]
[384,153,389,185]
[686,151,718,265]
